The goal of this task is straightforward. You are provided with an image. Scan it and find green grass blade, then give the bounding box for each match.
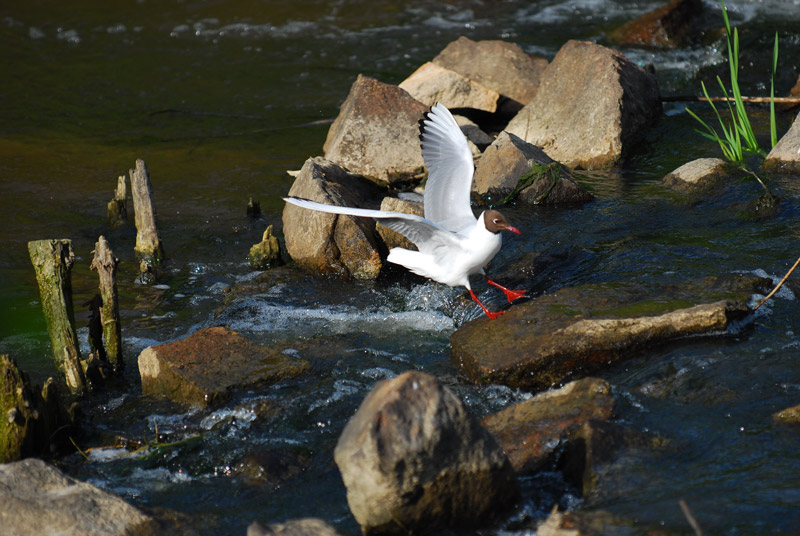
[770,31,779,148]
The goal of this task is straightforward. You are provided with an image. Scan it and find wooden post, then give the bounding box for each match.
[107,175,128,226]
[129,159,164,282]
[90,236,123,371]
[27,239,88,394]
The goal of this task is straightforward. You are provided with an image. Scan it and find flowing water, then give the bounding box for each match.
[3,0,800,534]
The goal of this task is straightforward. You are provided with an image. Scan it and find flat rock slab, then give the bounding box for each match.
[0,458,161,536]
[138,326,310,407]
[399,62,500,113]
[451,276,763,391]
[663,157,731,193]
[482,377,615,474]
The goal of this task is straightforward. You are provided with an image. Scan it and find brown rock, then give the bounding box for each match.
[763,112,800,172]
[451,281,753,391]
[333,371,518,535]
[399,62,500,113]
[773,403,800,424]
[433,36,549,108]
[283,157,386,279]
[323,75,428,186]
[482,378,616,474]
[506,40,661,169]
[375,196,424,250]
[137,326,310,407]
[610,0,704,48]
[247,518,343,536]
[473,131,593,206]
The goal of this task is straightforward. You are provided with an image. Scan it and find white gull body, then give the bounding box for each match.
[283,103,524,318]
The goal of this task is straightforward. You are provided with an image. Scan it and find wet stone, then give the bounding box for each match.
[137,326,311,408]
[248,518,343,536]
[482,377,616,474]
[763,111,800,172]
[451,276,764,391]
[663,157,732,193]
[609,0,704,48]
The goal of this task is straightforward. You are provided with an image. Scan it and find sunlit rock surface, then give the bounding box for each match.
[482,377,615,474]
[506,40,661,169]
[399,61,501,113]
[334,370,518,534]
[247,518,343,536]
[283,157,386,280]
[138,326,310,408]
[451,275,769,391]
[473,131,593,206]
[0,458,193,536]
[663,157,732,193]
[323,75,428,186]
[609,0,704,48]
[764,111,800,172]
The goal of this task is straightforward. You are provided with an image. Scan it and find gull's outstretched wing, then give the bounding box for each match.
[419,103,477,233]
[283,196,461,254]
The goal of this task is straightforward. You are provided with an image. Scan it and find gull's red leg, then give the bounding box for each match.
[484,275,526,302]
[468,289,505,319]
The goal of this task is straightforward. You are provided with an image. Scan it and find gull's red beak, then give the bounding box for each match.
[505,225,521,235]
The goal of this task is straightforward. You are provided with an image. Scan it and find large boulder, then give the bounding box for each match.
[609,0,704,48]
[283,157,386,279]
[399,62,501,113]
[451,276,766,391]
[763,112,800,172]
[482,378,615,474]
[473,131,593,205]
[333,370,518,535]
[323,75,428,186]
[375,196,423,250]
[138,326,310,407]
[0,458,189,536]
[506,40,661,169]
[433,36,549,109]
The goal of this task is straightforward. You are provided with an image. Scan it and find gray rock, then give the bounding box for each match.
[283,157,386,279]
[333,370,519,535]
[247,518,342,536]
[482,378,616,474]
[323,75,428,186]
[506,40,661,169]
[473,131,593,205]
[451,277,763,391]
[763,112,800,172]
[138,326,310,407]
[433,36,549,109]
[0,458,158,536]
[663,157,731,192]
[399,62,500,113]
[454,114,493,149]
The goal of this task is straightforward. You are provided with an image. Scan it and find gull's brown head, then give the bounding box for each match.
[483,210,520,235]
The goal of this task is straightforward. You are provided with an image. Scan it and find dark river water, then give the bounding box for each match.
[3,1,800,534]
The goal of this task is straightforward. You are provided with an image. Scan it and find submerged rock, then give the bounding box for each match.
[399,61,501,113]
[432,36,549,111]
[137,326,310,408]
[451,278,759,391]
[663,157,731,193]
[506,40,661,169]
[482,378,616,474]
[773,403,800,424]
[333,370,518,535]
[283,157,386,280]
[610,0,704,48]
[248,518,343,536]
[536,507,636,536]
[0,458,194,536]
[323,75,428,186]
[763,111,800,172]
[473,131,593,206]
[248,224,284,270]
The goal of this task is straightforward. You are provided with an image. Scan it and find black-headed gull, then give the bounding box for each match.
[284,102,525,319]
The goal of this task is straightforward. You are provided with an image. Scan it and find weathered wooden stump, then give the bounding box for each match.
[27,239,88,394]
[246,197,261,219]
[106,175,128,226]
[129,159,164,282]
[90,236,123,372]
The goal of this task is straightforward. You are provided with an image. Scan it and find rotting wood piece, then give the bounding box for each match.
[90,236,123,371]
[129,159,164,282]
[27,239,88,394]
[107,175,128,226]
